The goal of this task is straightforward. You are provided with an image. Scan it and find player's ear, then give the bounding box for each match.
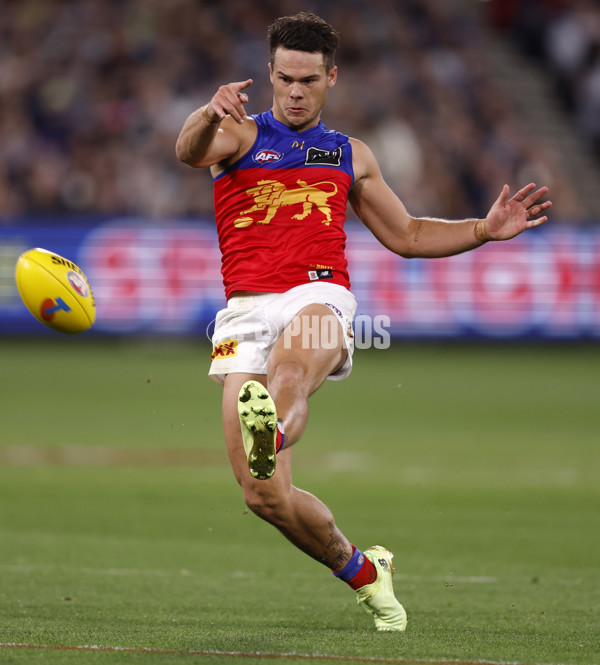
[268,62,273,84]
[327,65,337,88]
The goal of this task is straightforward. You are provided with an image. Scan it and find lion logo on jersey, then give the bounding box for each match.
[235,179,338,228]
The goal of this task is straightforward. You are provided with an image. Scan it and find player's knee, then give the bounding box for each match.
[268,360,307,396]
[242,481,289,524]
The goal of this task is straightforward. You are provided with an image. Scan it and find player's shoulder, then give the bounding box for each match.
[213,114,258,172]
[349,136,377,156]
[239,114,258,148]
[349,137,379,182]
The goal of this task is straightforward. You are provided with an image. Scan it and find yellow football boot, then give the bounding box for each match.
[356,546,407,632]
[238,380,278,480]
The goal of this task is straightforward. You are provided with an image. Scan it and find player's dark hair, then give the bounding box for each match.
[268,12,339,72]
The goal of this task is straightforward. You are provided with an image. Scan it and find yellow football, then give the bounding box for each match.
[15,248,96,334]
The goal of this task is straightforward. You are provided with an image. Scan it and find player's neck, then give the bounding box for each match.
[271,107,322,133]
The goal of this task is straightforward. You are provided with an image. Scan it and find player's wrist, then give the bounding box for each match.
[474,219,491,245]
[201,104,222,125]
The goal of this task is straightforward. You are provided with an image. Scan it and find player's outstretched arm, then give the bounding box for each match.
[349,139,551,259]
[176,79,254,168]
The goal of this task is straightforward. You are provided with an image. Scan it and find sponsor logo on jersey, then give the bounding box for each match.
[305,146,342,166]
[253,149,283,163]
[211,339,238,361]
[308,269,334,281]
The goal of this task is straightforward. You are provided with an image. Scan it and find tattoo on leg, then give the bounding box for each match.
[324,520,351,569]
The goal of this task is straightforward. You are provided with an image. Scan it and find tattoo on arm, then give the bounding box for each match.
[413,219,423,243]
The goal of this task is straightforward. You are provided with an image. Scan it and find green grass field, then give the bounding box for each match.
[0,339,598,665]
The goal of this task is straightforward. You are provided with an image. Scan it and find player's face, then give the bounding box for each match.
[269,47,337,131]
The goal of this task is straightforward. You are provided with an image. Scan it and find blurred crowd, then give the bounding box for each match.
[0,0,587,222]
[489,0,600,168]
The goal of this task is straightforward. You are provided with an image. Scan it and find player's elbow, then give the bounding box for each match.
[394,245,419,259]
[390,220,427,258]
[362,215,417,258]
[175,141,199,167]
[380,234,418,259]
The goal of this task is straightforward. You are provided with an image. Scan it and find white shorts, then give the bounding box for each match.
[208,282,357,385]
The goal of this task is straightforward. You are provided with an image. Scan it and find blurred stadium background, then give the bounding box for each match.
[0,0,599,337]
[1,3,599,661]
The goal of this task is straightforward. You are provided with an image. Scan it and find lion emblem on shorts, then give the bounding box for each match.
[235,179,338,228]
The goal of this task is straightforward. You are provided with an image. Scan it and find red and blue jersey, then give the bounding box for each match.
[213,110,354,298]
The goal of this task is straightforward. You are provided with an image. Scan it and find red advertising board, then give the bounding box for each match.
[2,220,599,338]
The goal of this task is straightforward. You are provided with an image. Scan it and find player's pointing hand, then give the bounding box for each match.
[207,79,253,124]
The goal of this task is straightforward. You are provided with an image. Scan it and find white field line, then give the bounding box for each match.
[0,563,193,577]
[0,563,585,587]
[2,562,496,583]
[0,642,576,665]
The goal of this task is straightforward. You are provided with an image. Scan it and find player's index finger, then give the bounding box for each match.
[234,78,253,92]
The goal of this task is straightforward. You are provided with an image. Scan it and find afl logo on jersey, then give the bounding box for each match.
[254,149,283,164]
